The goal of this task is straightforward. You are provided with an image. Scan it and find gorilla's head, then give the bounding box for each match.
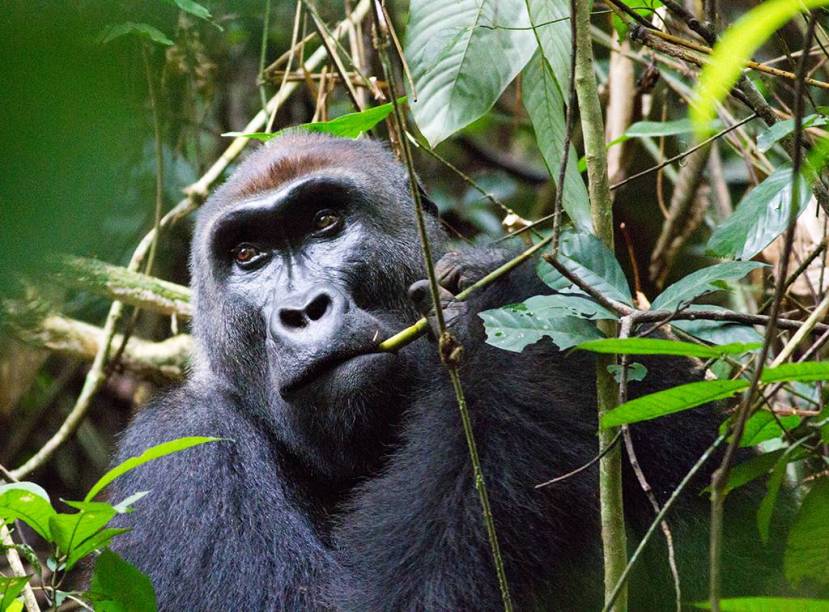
[190,134,445,477]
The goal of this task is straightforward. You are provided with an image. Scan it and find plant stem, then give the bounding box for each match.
[573,1,627,609]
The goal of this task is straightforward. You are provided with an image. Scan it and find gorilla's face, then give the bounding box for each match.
[190,135,444,476]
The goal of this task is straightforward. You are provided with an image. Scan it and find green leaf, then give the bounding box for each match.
[538,230,633,305]
[50,502,118,556]
[690,0,829,136]
[707,166,812,260]
[479,302,602,352]
[708,449,784,496]
[601,379,749,428]
[89,549,157,612]
[225,98,405,142]
[757,114,829,153]
[0,483,56,541]
[757,448,789,544]
[607,362,647,383]
[522,51,591,234]
[739,410,799,448]
[577,338,760,358]
[5,598,24,612]
[405,0,537,146]
[65,528,131,572]
[785,478,829,588]
[694,597,829,611]
[651,261,765,311]
[673,313,763,346]
[0,576,30,611]
[99,22,174,46]
[761,361,829,384]
[522,293,617,321]
[85,436,221,502]
[164,0,212,20]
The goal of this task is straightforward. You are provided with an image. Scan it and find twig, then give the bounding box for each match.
[373,4,512,610]
[534,430,622,488]
[707,16,818,611]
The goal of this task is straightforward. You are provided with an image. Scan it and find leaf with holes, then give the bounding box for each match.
[479,302,601,353]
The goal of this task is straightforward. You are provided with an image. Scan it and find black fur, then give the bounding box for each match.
[109,134,781,610]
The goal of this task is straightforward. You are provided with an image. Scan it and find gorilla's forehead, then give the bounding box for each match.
[213,133,402,207]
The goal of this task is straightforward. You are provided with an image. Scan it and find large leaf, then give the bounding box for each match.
[537,231,633,305]
[710,449,784,496]
[651,261,765,311]
[50,502,118,557]
[479,301,602,352]
[65,528,131,572]
[673,311,763,346]
[738,410,799,448]
[522,51,591,233]
[695,597,829,611]
[0,483,56,541]
[89,549,157,612]
[522,293,617,321]
[225,98,405,142]
[761,361,829,384]
[85,436,220,502]
[600,379,748,428]
[785,478,829,588]
[405,0,536,145]
[707,166,811,260]
[577,338,760,358]
[690,0,829,135]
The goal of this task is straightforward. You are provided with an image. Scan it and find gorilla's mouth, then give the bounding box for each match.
[278,346,390,397]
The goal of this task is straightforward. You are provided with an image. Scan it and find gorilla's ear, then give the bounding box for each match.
[416,179,440,217]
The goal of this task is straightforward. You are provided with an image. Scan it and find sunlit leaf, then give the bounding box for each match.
[0,483,56,541]
[0,576,30,612]
[601,379,748,428]
[738,410,799,448]
[64,528,131,571]
[577,338,760,358]
[706,166,811,260]
[694,597,829,611]
[691,0,829,136]
[85,436,221,502]
[761,361,829,384]
[49,502,118,556]
[225,98,405,142]
[785,478,829,588]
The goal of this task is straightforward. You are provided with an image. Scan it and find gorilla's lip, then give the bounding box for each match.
[278,345,390,396]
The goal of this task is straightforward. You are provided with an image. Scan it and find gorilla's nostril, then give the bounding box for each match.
[280,309,307,329]
[306,294,331,321]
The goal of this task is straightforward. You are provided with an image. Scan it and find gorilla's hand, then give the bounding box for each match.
[407,277,467,341]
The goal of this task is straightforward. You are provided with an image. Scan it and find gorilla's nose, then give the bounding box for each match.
[270,287,348,347]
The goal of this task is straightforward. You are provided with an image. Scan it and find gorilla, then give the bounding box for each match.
[109,133,780,610]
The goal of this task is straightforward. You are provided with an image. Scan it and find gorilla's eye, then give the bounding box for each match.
[313,209,341,233]
[230,243,266,268]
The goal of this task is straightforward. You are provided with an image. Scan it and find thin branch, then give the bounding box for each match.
[535,430,622,488]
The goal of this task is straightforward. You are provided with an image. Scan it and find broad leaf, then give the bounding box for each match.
[522,293,617,321]
[522,51,591,233]
[225,98,405,142]
[100,22,173,46]
[0,576,30,611]
[607,362,647,383]
[85,436,220,502]
[479,302,601,352]
[601,379,748,428]
[707,166,811,260]
[89,549,157,612]
[50,502,118,556]
[577,338,760,358]
[757,114,829,153]
[690,0,829,135]
[65,528,131,571]
[785,478,829,588]
[405,0,536,145]
[0,483,56,541]
[738,410,799,448]
[757,448,790,543]
[673,317,763,347]
[651,261,765,311]
[538,231,633,305]
[708,449,783,496]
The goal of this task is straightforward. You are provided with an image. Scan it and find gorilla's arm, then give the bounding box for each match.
[333,246,720,611]
[107,385,336,611]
